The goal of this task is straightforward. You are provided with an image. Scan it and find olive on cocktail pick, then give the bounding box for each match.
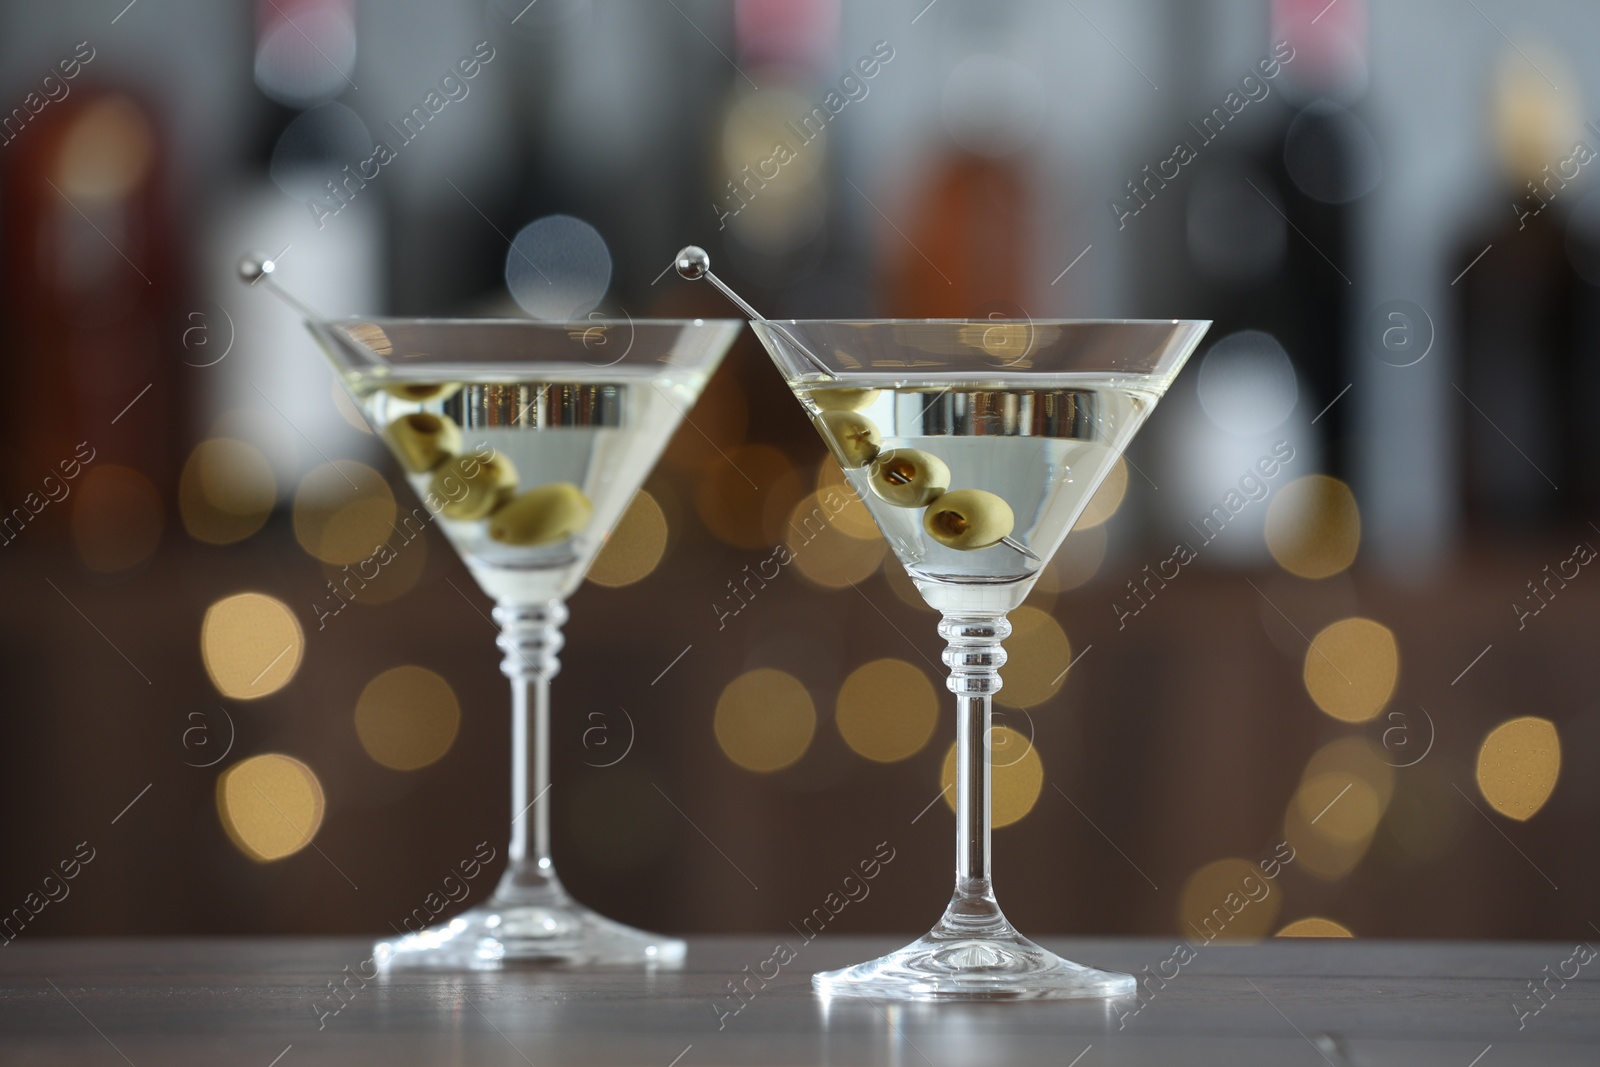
[820,411,881,468]
[431,450,518,521]
[489,483,593,547]
[868,448,950,509]
[812,388,882,412]
[382,382,463,403]
[384,412,462,473]
[923,489,1015,550]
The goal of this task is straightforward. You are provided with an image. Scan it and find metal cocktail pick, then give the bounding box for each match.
[237,250,322,319]
[674,246,833,378]
[675,245,1040,563]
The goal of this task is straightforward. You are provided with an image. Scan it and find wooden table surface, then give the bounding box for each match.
[1,937,1595,1065]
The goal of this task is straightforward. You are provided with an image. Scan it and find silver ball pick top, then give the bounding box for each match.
[674,245,834,379]
[235,250,323,321]
[673,246,1040,564]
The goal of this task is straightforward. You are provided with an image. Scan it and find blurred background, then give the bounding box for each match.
[1,0,1595,946]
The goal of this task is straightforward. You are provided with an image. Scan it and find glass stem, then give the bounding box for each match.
[492,599,568,903]
[939,613,1011,929]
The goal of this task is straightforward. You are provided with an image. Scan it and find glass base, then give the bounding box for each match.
[374,892,685,970]
[813,899,1134,1001]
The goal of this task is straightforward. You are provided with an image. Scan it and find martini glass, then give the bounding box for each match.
[678,247,1207,1000]
[240,254,741,969]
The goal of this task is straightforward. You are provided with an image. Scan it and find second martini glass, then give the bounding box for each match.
[773,318,1206,999]
[245,257,742,967]
[680,245,1208,1000]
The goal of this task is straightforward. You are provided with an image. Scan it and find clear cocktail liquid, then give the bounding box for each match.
[796,378,1156,613]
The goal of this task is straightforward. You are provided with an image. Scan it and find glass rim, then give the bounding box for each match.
[759,317,1212,327]
[309,315,747,328]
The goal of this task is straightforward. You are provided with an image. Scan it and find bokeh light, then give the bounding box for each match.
[835,658,939,763]
[1294,773,1382,845]
[331,379,373,434]
[995,606,1070,709]
[1276,917,1353,937]
[1284,738,1394,881]
[1266,475,1361,578]
[814,460,881,540]
[941,726,1044,829]
[882,554,935,612]
[1071,455,1128,531]
[179,438,276,545]
[1302,736,1396,810]
[506,214,612,320]
[587,490,668,588]
[1196,331,1298,436]
[216,754,325,862]
[786,491,887,589]
[696,444,795,550]
[354,666,461,771]
[1303,617,1398,723]
[71,465,163,572]
[715,668,816,773]
[1476,716,1561,821]
[1028,523,1107,608]
[320,531,427,607]
[57,96,154,200]
[1178,858,1281,941]
[293,460,397,566]
[201,592,304,700]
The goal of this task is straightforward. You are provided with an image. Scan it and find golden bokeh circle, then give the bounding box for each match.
[836,658,939,763]
[815,460,881,540]
[320,531,428,608]
[58,96,154,200]
[293,460,396,566]
[786,491,887,589]
[354,666,461,771]
[180,438,276,545]
[1301,736,1396,810]
[1178,858,1281,941]
[940,726,1044,829]
[1072,455,1129,531]
[70,465,164,572]
[715,668,816,773]
[331,379,373,434]
[1276,917,1353,938]
[1302,617,1398,723]
[1265,474,1361,578]
[1293,772,1382,845]
[996,606,1071,709]
[201,592,304,700]
[695,444,795,550]
[882,554,935,612]
[216,754,325,862]
[1476,716,1561,821]
[588,490,669,588]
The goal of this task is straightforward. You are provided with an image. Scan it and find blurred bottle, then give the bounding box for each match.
[711,0,840,292]
[199,0,382,499]
[1455,46,1597,526]
[0,85,179,519]
[882,10,1041,317]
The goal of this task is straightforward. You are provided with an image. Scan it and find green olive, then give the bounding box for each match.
[383,412,462,473]
[811,388,881,412]
[488,483,593,546]
[431,450,518,521]
[820,411,881,468]
[382,382,462,403]
[923,489,1015,550]
[868,448,951,508]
